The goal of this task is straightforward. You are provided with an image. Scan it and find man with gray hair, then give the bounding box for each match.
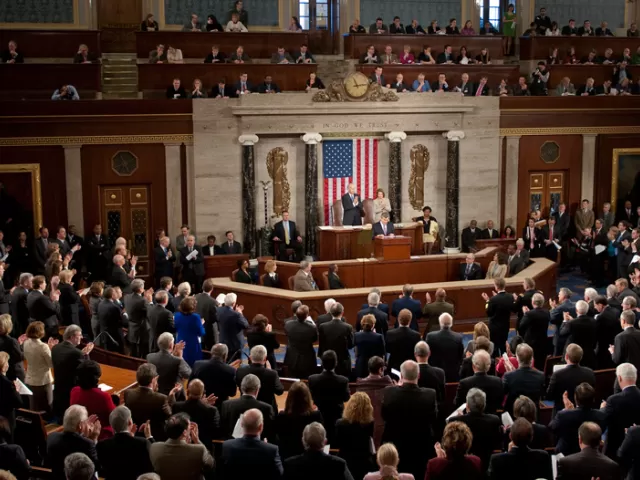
[559,299,597,368]
[64,452,95,480]
[316,298,335,326]
[220,408,283,479]
[284,422,353,479]
[382,360,437,480]
[455,349,503,414]
[550,287,577,355]
[123,278,153,358]
[610,309,640,375]
[621,295,640,327]
[148,289,174,353]
[414,341,445,409]
[518,292,551,371]
[502,343,545,415]
[97,406,154,480]
[293,259,318,292]
[190,343,237,408]
[547,343,596,415]
[236,345,284,409]
[46,405,100,480]
[360,287,389,314]
[179,234,204,293]
[220,373,275,441]
[111,253,135,293]
[357,291,389,337]
[147,331,191,396]
[218,292,249,360]
[426,312,464,381]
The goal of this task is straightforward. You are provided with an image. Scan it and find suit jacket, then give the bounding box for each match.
[386,326,421,372]
[391,295,421,331]
[460,262,483,280]
[341,192,364,226]
[549,407,606,456]
[559,316,597,368]
[507,253,526,276]
[613,327,640,368]
[369,73,386,85]
[58,282,81,326]
[426,328,464,382]
[487,291,514,339]
[595,306,622,369]
[284,319,318,379]
[328,272,344,289]
[123,387,171,442]
[518,307,550,352]
[455,372,504,414]
[220,394,275,440]
[147,349,191,395]
[34,237,49,271]
[221,240,242,254]
[618,424,640,480]
[179,245,205,277]
[514,289,540,331]
[558,446,620,480]
[190,357,237,408]
[217,306,249,354]
[547,364,596,414]
[195,292,217,349]
[271,52,294,64]
[461,227,481,252]
[148,304,175,353]
[97,432,154,480]
[522,226,542,251]
[172,398,220,448]
[46,431,99,480]
[10,287,29,338]
[457,82,473,96]
[502,367,545,414]
[97,299,125,351]
[222,436,283,480]
[236,363,284,409]
[124,293,151,345]
[372,221,395,238]
[26,290,59,334]
[356,306,389,337]
[436,52,454,64]
[0,443,29,480]
[234,80,254,94]
[488,446,552,480]
[418,363,446,407]
[575,209,595,232]
[284,450,353,480]
[51,341,85,416]
[111,266,132,294]
[308,370,350,439]
[481,228,499,239]
[211,84,238,98]
[456,413,503,472]
[263,273,281,288]
[154,245,175,278]
[202,244,223,256]
[550,300,577,354]
[602,385,640,459]
[354,331,385,378]
[318,319,354,377]
[150,439,214,480]
[204,52,227,63]
[423,301,454,334]
[272,220,300,246]
[293,269,317,292]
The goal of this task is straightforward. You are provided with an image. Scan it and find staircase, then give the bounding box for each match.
[101,53,138,99]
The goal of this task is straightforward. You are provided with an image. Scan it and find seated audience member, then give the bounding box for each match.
[547,47,560,64]
[52,85,80,100]
[426,313,464,382]
[0,416,29,480]
[434,73,449,92]
[205,14,224,32]
[349,19,366,33]
[529,62,549,96]
[481,21,499,34]
[182,13,203,31]
[412,73,431,92]
[417,46,435,64]
[502,225,516,239]
[489,418,552,480]
[360,45,380,64]
[389,16,405,34]
[257,75,281,94]
[211,79,236,98]
[369,17,388,34]
[502,343,545,414]
[202,235,222,256]
[46,405,100,480]
[406,19,426,34]
[456,348,502,413]
[426,421,483,480]
[97,406,154,480]
[476,47,491,64]
[261,260,281,288]
[399,45,415,64]
[333,393,376,479]
[616,77,634,95]
[578,20,595,36]
[613,61,633,83]
[327,264,345,289]
[380,45,398,65]
[446,18,460,34]
[460,253,482,280]
[189,79,207,98]
[295,44,315,63]
[427,19,441,34]
[149,44,167,63]
[235,73,253,95]
[234,258,253,284]
[556,76,576,96]
[73,44,95,64]
[70,360,116,440]
[369,66,385,85]
[621,47,632,63]
[204,45,226,63]
[523,22,538,36]
[457,46,472,64]
[599,48,616,64]
[595,21,613,36]
[227,1,249,26]
[629,22,639,37]
[562,19,579,35]
[229,45,251,63]
[166,78,187,99]
[306,72,325,90]
[190,344,237,408]
[565,46,579,64]
[560,422,620,479]
[225,12,248,32]
[150,412,214,479]
[495,78,512,96]
[577,77,597,96]
[124,363,172,441]
[1,40,24,63]
[597,79,614,95]
[272,46,294,64]
[546,21,560,35]
[437,45,454,64]
[474,76,490,96]
[513,76,530,96]
[166,46,183,64]
[461,20,476,35]
[221,374,275,441]
[390,73,410,92]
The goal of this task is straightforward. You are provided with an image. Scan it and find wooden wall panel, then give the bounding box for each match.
[517,136,583,230]
[595,134,640,215]
[0,147,68,233]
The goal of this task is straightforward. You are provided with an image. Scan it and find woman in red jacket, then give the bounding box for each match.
[425,422,483,480]
[70,360,115,440]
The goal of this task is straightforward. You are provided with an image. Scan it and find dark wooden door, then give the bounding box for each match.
[526,171,567,219]
[298,0,339,54]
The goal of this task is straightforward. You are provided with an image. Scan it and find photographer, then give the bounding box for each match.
[529,61,549,96]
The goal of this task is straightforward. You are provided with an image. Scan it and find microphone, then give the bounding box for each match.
[93,330,119,349]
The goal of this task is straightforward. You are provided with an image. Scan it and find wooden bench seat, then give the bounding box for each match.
[547,64,640,88]
[0,64,102,100]
[358,64,521,86]
[0,29,101,59]
[521,36,640,61]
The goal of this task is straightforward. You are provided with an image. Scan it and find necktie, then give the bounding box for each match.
[475,84,483,96]
[383,224,387,235]
[221,87,224,96]
[284,221,290,244]
[44,238,48,246]
[466,264,471,276]
[377,76,381,84]
[350,194,354,202]
[189,247,192,253]
[242,82,246,91]
[229,241,232,249]
[549,228,553,240]
[508,255,513,264]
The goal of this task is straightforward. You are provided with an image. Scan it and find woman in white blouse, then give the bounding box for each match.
[23,321,58,413]
[373,188,392,223]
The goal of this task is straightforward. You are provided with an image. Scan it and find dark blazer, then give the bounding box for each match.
[549,406,606,456]
[486,291,515,348]
[195,292,217,349]
[327,272,344,289]
[459,262,482,280]
[10,287,29,339]
[514,289,538,331]
[0,374,22,434]
[97,432,154,480]
[202,244,223,256]
[154,245,174,279]
[518,306,549,349]
[179,245,205,280]
[147,349,191,396]
[502,366,545,414]
[488,446,552,480]
[391,295,421,331]
[0,442,30,480]
[426,328,464,382]
[455,372,504,414]
[618,424,640,480]
[318,319,354,377]
[333,419,375,480]
[461,227,481,252]
[612,327,640,368]
[190,357,237,408]
[123,387,171,442]
[551,300,577,355]
[0,334,24,381]
[275,410,324,460]
[26,290,59,337]
[455,413,503,472]
[221,435,283,480]
[341,192,364,226]
[356,306,389,338]
[33,237,49,272]
[263,273,281,288]
[371,221,395,239]
[354,331,385,378]
[386,326,421,372]
[596,306,622,369]
[211,84,238,98]
[110,266,132,294]
[284,319,318,379]
[308,370,350,440]
[123,293,150,347]
[558,446,620,480]
[418,363,446,409]
[147,304,174,353]
[481,228,500,239]
[559,315,597,368]
[204,52,227,63]
[284,450,353,480]
[236,363,284,409]
[602,385,640,459]
[51,340,85,417]
[220,394,275,440]
[546,363,596,414]
[58,282,81,326]
[97,299,125,352]
[217,305,249,355]
[172,398,221,447]
[272,220,300,246]
[221,240,242,254]
[46,431,99,480]
[246,330,279,370]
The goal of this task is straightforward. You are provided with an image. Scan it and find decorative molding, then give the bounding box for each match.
[301,133,323,144]
[501,126,640,136]
[266,147,291,216]
[611,148,640,212]
[409,144,430,211]
[0,164,42,237]
[443,130,465,141]
[321,132,386,138]
[0,134,193,147]
[385,131,407,143]
[238,134,259,146]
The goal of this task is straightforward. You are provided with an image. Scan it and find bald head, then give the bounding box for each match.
[241,408,264,435]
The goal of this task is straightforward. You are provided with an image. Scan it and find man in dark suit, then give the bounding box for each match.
[514,277,539,334]
[517,292,550,371]
[171,379,221,449]
[308,351,350,441]
[283,422,352,480]
[10,273,31,338]
[202,234,223,256]
[179,235,204,293]
[236,345,284,410]
[51,226,71,257]
[46,405,100,480]
[422,289,454,334]
[615,277,640,304]
[426,312,464,382]
[65,224,84,276]
[459,253,482,280]
[540,216,561,261]
[369,66,385,86]
[455,350,503,414]
[387,309,421,372]
[481,219,499,239]
[558,422,620,480]
[86,224,110,282]
[612,309,640,374]
[270,210,303,261]
[472,76,490,96]
[436,45,454,64]
[218,293,249,361]
[546,343,596,415]
[317,302,354,378]
[553,202,571,241]
[190,343,237,409]
[382,360,437,480]
[506,244,526,276]
[196,279,218,350]
[97,405,154,480]
[522,217,542,257]
[558,300,597,369]
[502,344,545,414]
[455,72,473,96]
[483,278,514,356]
[153,236,174,288]
[211,79,238,98]
[550,288,577,355]
[341,183,364,226]
[234,73,254,95]
[27,275,60,340]
[147,332,191,396]
[619,422,640,479]
[461,220,481,253]
[284,304,318,379]
[356,291,389,337]
[33,227,51,274]
[372,212,395,238]
[414,341,445,413]
[221,230,242,254]
[220,408,283,479]
[617,200,635,224]
[221,373,275,441]
[488,418,552,480]
[123,280,152,358]
[593,295,622,369]
[147,290,174,354]
[111,254,132,294]
[391,284,421,330]
[97,287,126,353]
[359,288,389,314]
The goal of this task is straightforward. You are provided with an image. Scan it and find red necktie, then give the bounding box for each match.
[475,84,483,96]
[549,228,552,240]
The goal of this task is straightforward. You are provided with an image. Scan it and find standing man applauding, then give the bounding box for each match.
[341,183,364,226]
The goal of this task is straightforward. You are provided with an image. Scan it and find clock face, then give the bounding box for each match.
[344,72,370,98]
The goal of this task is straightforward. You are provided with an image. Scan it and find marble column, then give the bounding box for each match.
[163,142,182,240]
[302,133,322,257]
[63,145,85,236]
[185,144,196,232]
[581,134,597,204]
[504,136,521,228]
[239,135,259,257]
[443,131,465,253]
[385,131,407,222]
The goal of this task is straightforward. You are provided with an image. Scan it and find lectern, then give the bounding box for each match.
[373,236,412,260]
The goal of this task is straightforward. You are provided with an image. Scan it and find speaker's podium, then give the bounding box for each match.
[373,236,412,260]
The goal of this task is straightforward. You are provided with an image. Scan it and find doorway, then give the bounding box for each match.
[527,171,567,219]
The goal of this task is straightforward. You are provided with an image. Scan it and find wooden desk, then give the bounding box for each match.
[520,36,640,61]
[374,236,411,260]
[358,64,520,85]
[546,65,640,88]
[138,64,317,96]
[344,34,505,61]
[475,238,516,253]
[0,29,101,59]
[0,64,102,100]
[99,364,138,395]
[136,31,310,59]
[204,254,250,279]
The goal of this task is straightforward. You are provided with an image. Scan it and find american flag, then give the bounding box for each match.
[322,138,378,225]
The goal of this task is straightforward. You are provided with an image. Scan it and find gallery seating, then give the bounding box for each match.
[0,29,101,59]
[520,35,640,61]
[358,64,520,86]
[546,64,640,88]
[0,64,102,100]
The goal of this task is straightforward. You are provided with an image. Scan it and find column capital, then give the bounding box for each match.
[238,134,259,146]
[443,131,465,142]
[385,131,407,143]
[301,133,323,145]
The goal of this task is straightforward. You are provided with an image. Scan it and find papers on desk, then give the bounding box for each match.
[185,249,199,260]
[15,379,33,396]
[595,245,606,255]
[98,383,113,392]
[552,453,564,480]
[446,403,466,421]
[501,411,514,428]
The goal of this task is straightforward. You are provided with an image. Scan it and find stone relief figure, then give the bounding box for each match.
[266,147,291,216]
[409,144,430,210]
